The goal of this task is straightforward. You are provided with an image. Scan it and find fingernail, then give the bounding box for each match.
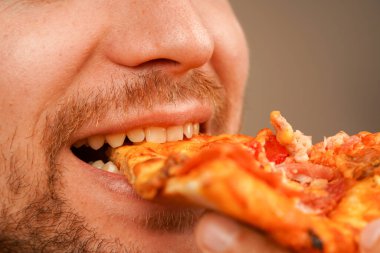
[361,220,380,252]
[198,215,240,253]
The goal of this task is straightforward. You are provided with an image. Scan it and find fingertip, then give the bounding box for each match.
[360,219,380,253]
[195,213,241,253]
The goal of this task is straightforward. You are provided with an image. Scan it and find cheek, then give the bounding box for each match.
[213,25,249,99]
[213,31,249,133]
[205,5,249,130]
[0,3,106,128]
[194,1,249,105]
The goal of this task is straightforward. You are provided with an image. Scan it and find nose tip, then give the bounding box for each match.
[125,28,213,71]
[103,1,214,72]
[177,30,214,70]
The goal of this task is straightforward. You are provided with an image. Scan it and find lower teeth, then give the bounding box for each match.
[90,160,120,174]
[91,160,105,169]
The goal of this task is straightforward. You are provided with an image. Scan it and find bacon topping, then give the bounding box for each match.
[277,162,347,214]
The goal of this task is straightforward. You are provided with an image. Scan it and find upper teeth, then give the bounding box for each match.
[74,123,200,150]
[105,133,127,148]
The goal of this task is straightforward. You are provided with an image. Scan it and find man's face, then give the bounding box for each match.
[0,1,248,252]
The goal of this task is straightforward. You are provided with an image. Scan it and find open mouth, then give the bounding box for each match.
[71,122,202,174]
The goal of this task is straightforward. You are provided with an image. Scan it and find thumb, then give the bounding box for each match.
[195,213,289,253]
[360,219,380,253]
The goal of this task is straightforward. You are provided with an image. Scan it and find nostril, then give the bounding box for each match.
[135,58,179,69]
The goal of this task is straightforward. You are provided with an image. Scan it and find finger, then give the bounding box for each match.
[195,212,290,253]
[360,219,380,253]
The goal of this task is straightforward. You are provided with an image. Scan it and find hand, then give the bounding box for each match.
[360,219,380,253]
[195,212,290,253]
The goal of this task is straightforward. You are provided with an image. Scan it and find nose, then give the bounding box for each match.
[103,1,214,73]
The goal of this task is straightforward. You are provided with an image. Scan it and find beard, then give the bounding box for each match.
[0,70,230,252]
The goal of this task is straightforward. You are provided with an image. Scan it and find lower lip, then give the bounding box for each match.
[67,148,144,201]
[87,163,143,199]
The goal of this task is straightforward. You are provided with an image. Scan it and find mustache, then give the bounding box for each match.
[43,69,226,163]
[120,69,225,109]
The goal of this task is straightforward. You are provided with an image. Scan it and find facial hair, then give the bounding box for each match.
[0,69,229,252]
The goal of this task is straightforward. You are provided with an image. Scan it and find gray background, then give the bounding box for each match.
[230,0,380,142]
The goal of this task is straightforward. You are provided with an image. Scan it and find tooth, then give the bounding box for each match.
[145,127,166,143]
[73,139,87,148]
[167,126,184,142]
[91,160,105,169]
[102,161,119,173]
[127,128,145,143]
[88,135,105,150]
[106,133,126,148]
[193,123,200,135]
[183,123,193,139]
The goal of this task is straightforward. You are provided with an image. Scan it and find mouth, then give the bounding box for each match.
[71,122,203,175]
[58,103,214,235]
[63,101,213,206]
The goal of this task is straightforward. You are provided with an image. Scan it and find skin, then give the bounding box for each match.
[0,0,248,252]
[0,1,378,253]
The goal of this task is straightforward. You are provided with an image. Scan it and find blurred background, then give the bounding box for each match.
[230,0,380,142]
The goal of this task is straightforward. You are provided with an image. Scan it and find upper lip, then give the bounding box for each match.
[69,101,212,147]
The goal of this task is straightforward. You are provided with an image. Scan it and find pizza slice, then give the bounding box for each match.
[109,111,380,253]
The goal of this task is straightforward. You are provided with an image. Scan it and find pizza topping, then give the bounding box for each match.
[309,132,380,180]
[270,111,312,162]
[299,177,347,214]
[176,143,303,197]
[270,111,294,145]
[309,178,329,189]
[275,162,347,214]
[243,134,279,174]
[245,140,270,167]
[322,131,350,151]
[290,130,312,162]
[264,135,289,164]
[279,163,338,182]
[292,174,313,184]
